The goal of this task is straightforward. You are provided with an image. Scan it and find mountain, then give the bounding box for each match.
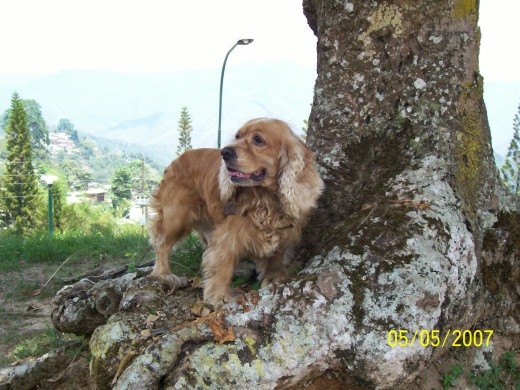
[0,64,316,166]
[0,65,518,167]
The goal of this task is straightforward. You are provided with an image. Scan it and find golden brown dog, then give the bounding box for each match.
[149,118,323,306]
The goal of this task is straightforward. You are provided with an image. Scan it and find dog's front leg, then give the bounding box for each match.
[150,244,188,290]
[255,250,290,289]
[201,224,241,306]
[202,246,239,306]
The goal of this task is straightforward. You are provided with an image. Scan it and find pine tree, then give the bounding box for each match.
[1,99,49,161]
[176,106,193,156]
[2,92,40,234]
[111,165,132,217]
[500,102,520,195]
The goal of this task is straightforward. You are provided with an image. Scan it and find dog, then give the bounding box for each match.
[149,118,323,306]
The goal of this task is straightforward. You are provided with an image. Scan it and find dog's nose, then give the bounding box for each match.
[221,147,237,161]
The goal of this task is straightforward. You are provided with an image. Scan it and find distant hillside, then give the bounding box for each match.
[0,63,316,166]
[0,66,518,168]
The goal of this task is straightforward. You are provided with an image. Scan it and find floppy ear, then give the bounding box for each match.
[278,135,324,220]
[219,160,235,203]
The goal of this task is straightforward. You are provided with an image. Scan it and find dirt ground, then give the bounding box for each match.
[0,259,129,367]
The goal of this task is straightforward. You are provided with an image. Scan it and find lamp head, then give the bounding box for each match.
[237,39,254,45]
[41,174,59,185]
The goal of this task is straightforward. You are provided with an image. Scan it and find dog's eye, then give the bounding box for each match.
[252,134,266,146]
[235,133,240,139]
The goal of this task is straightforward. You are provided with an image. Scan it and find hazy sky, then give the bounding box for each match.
[0,0,518,81]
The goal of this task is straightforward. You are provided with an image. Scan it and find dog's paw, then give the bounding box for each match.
[204,288,240,307]
[150,272,188,293]
[260,272,287,289]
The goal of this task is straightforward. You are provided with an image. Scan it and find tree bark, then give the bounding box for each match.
[43,1,520,389]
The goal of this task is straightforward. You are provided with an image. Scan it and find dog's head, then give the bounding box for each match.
[219,118,324,219]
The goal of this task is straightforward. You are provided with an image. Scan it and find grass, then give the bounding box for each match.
[441,352,520,390]
[0,225,250,369]
[470,351,520,390]
[442,361,464,389]
[9,323,82,362]
[169,233,204,277]
[0,225,153,273]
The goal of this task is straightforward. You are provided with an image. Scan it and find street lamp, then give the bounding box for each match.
[218,38,254,148]
[41,174,58,239]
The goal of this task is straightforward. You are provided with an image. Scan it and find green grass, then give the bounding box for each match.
[442,358,465,389]
[169,234,204,277]
[0,225,205,368]
[471,351,520,390]
[0,225,152,272]
[441,352,520,390]
[8,322,82,362]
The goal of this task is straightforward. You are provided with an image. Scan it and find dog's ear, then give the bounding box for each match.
[278,135,324,219]
[219,160,235,203]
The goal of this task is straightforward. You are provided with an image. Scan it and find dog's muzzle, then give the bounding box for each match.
[221,147,266,183]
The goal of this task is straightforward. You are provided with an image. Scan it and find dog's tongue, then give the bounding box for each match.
[228,169,251,179]
[228,169,263,179]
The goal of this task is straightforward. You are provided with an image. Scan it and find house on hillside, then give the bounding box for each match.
[49,132,77,158]
[85,188,106,202]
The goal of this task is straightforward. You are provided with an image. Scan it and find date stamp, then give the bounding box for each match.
[387,329,493,348]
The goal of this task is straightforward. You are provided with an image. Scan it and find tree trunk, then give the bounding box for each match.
[14,1,518,389]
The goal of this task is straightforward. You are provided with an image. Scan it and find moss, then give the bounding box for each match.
[89,320,139,387]
[453,76,487,227]
[244,336,256,355]
[369,3,404,37]
[453,0,478,21]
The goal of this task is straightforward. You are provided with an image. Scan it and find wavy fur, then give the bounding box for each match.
[149,118,323,306]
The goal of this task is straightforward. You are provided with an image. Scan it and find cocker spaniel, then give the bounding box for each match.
[149,118,323,306]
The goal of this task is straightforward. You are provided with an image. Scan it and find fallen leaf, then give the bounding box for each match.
[140,329,151,338]
[208,320,235,344]
[210,309,235,344]
[112,350,137,385]
[145,314,160,324]
[21,288,42,297]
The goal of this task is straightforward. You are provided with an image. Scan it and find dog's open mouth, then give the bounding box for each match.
[227,168,266,183]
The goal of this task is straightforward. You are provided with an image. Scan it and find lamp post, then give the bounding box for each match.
[41,175,58,239]
[218,38,254,148]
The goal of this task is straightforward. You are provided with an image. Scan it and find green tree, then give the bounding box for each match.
[500,102,520,195]
[111,166,132,216]
[176,106,193,156]
[1,92,40,233]
[1,99,49,160]
[59,159,93,190]
[51,177,67,232]
[56,118,79,142]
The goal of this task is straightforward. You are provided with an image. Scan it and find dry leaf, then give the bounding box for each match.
[145,314,160,324]
[140,329,151,338]
[21,288,42,297]
[111,350,137,385]
[210,309,235,344]
[208,320,235,344]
